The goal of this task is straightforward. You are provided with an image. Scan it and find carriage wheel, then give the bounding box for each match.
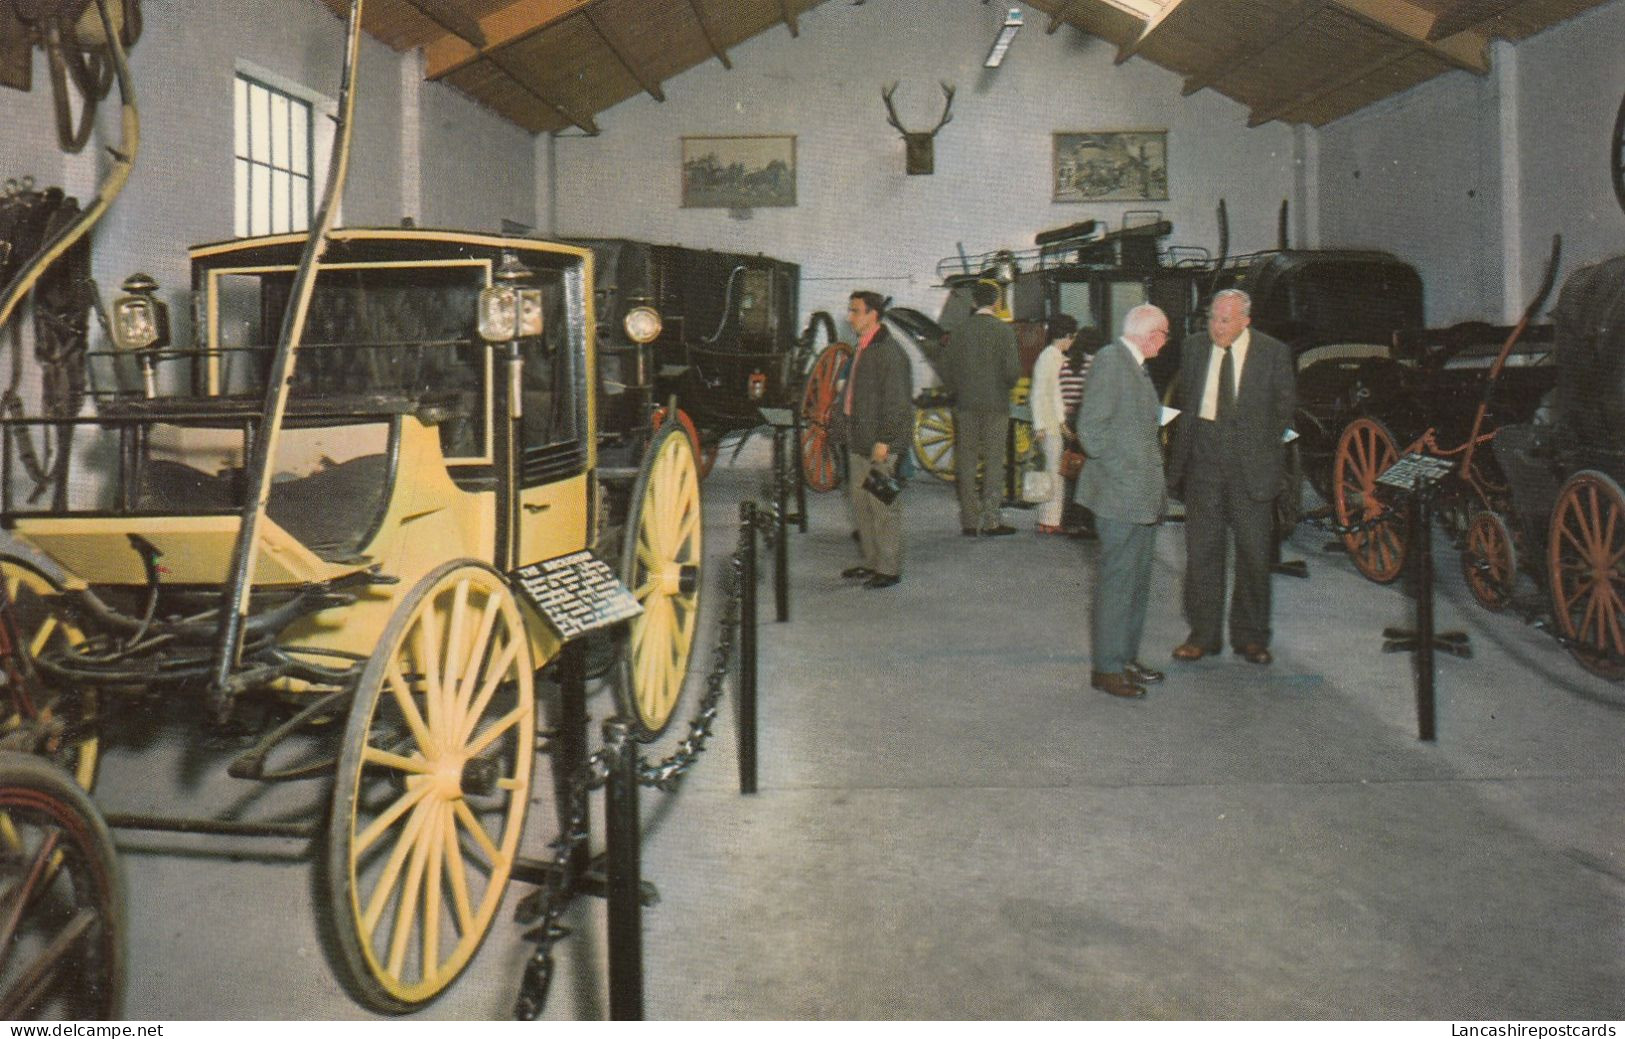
[0,558,97,791]
[618,421,703,741]
[912,405,956,483]
[1332,417,1407,583]
[1546,470,1625,681]
[1461,510,1517,612]
[0,752,123,1019]
[327,561,535,1013]
[649,407,709,478]
[799,343,852,492]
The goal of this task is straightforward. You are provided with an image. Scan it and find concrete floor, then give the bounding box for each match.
[102,444,1624,1020]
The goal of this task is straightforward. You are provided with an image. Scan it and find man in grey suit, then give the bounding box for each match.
[834,290,914,589]
[1168,289,1296,665]
[943,281,1022,536]
[1073,303,1171,699]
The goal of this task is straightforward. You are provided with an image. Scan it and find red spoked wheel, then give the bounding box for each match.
[1332,417,1408,584]
[1461,510,1517,611]
[1546,470,1625,681]
[799,343,852,492]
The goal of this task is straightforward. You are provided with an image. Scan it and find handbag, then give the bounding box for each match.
[1060,447,1085,480]
[861,467,902,505]
[1021,469,1055,504]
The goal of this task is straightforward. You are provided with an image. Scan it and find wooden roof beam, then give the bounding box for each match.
[1182,0,1327,96]
[779,0,799,37]
[425,0,601,81]
[1328,0,1490,73]
[1248,46,1406,125]
[1115,0,1198,65]
[686,0,732,70]
[401,0,486,48]
[1427,0,1524,40]
[1046,0,1075,34]
[583,9,664,101]
[487,50,600,134]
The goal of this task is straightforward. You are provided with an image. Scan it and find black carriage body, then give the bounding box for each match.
[570,237,800,439]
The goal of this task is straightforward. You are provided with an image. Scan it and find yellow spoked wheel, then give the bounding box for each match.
[327,560,535,1013]
[0,558,96,791]
[619,421,704,741]
[912,405,956,482]
[0,752,124,1020]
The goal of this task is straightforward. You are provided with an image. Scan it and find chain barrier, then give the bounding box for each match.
[1301,508,1401,539]
[514,508,757,1018]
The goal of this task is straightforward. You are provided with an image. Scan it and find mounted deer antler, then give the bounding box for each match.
[881,81,955,175]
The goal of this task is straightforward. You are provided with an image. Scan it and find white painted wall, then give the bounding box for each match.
[1317,0,1625,324]
[0,0,536,344]
[546,0,1302,328]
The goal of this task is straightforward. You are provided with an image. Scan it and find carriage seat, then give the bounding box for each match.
[135,454,391,565]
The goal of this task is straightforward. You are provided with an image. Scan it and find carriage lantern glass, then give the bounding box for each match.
[112,273,169,352]
[623,304,663,344]
[478,252,543,341]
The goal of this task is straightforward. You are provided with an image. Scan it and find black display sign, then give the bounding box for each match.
[510,550,642,641]
[1376,452,1456,492]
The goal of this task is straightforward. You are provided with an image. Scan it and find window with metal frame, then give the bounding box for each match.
[234,72,314,237]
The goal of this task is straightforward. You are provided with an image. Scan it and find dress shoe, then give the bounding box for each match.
[1036,523,1063,535]
[841,566,874,580]
[1235,643,1273,665]
[962,527,980,537]
[983,524,1017,537]
[1125,661,1165,684]
[1066,525,1098,541]
[1090,671,1146,699]
[1172,641,1221,662]
[863,573,901,589]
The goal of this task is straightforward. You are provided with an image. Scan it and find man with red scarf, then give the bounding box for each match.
[833,290,914,588]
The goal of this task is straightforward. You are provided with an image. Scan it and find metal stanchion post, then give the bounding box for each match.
[774,439,790,623]
[1414,484,1437,742]
[792,404,808,533]
[603,718,643,1020]
[738,501,759,795]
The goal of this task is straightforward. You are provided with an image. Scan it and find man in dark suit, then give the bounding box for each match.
[1167,289,1296,665]
[1073,303,1170,699]
[834,290,914,589]
[943,281,1022,536]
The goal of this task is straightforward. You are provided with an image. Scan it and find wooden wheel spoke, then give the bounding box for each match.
[456,635,521,747]
[360,793,437,933]
[354,781,433,857]
[465,705,526,758]
[451,599,501,740]
[414,612,445,736]
[385,667,434,758]
[385,801,438,978]
[0,907,96,1020]
[451,798,500,866]
[441,806,474,937]
[362,745,431,775]
[0,829,61,970]
[421,798,447,985]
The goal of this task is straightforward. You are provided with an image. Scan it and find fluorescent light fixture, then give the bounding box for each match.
[984,7,1023,68]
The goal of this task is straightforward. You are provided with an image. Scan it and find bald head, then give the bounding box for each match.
[1122,303,1170,358]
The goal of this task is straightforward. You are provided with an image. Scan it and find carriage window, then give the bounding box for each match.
[234,73,316,237]
[519,280,577,452]
[211,263,493,460]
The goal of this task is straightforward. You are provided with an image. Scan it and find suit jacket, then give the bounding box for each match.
[1168,328,1295,502]
[943,311,1021,412]
[1072,340,1165,524]
[834,325,914,458]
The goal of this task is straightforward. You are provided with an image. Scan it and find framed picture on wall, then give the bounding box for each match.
[681,135,797,209]
[1053,130,1168,203]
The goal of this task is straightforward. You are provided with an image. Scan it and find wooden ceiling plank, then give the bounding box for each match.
[1328,0,1490,72]
[1428,0,1525,39]
[1046,0,1076,34]
[779,0,799,37]
[583,9,665,101]
[425,0,601,80]
[1115,0,1197,64]
[487,50,600,134]
[1248,44,1408,124]
[399,0,487,48]
[1182,0,1329,95]
[686,0,733,69]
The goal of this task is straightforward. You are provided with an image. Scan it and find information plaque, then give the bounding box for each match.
[510,550,642,641]
[1376,452,1457,492]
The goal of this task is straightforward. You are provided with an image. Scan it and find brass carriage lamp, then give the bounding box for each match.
[622,303,662,345]
[112,272,170,398]
[477,252,544,343]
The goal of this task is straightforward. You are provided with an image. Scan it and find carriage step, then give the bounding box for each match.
[104,813,316,840]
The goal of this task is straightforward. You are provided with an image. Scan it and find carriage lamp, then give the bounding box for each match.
[478,252,543,342]
[747,371,767,400]
[623,304,662,344]
[112,273,170,399]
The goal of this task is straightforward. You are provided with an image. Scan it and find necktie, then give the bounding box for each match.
[1216,346,1235,423]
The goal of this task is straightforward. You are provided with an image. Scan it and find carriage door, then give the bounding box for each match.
[515,277,590,565]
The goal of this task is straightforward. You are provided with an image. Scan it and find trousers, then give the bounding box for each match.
[849,451,903,577]
[1092,516,1156,674]
[953,407,1007,530]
